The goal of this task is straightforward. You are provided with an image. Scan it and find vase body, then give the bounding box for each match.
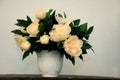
[37,50,64,77]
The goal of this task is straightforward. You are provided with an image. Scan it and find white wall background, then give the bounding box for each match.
[0,0,120,78]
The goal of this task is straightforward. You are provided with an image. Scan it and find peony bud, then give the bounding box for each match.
[40,35,49,44]
[20,40,31,52]
[35,9,46,20]
[14,35,27,48]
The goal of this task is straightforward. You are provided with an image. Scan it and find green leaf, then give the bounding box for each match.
[27,16,32,24]
[51,10,56,18]
[79,23,87,32]
[70,25,85,39]
[73,19,80,25]
[79,55,83,61]
[15,16,32,27]
[11,30,22,34]
[64,12,67,18]
[50,10,58,24]
[90,48,95,53]
[84,35,89,40]
[70,57,75,65]
[58,13,63,18]
[57,42,63,49]
[87,26,94,35]
[69,22,74,27]
[64,53,69,59]
[48,9,53,14]
[70,27,79,35]
[11,30,29,36]
[38,22,44,34]
[64,53,75,65]
[15,19,28,27]
[45,9,53,19]
[82,42,92,50]
[82,49,87,54]
[22,51,30,60]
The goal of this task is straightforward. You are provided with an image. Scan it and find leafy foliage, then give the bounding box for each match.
[11,30,29,36]
[64,52,75,65]
[22,51,30,60]
[15,16,32,27]
[79,55,83,61]
[85,26,94,40]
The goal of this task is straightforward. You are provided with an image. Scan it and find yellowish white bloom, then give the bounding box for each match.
[35,9,46,20]
[49,24,71,42]
[63,36,83,57]
[14,35,26,47]
[40,35,49,44]
[26,22,39,37]
[14,35,30,51]
[20,40,31,52]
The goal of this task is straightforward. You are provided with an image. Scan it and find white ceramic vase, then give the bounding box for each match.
[37,50,64,77]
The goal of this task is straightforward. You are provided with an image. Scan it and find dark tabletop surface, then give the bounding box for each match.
[0,74,119,80]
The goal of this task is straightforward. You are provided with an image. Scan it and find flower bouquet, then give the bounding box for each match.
[11,8,94,65]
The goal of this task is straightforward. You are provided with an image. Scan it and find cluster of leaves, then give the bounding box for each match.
[11,16,32,36]
[11,9,94,65]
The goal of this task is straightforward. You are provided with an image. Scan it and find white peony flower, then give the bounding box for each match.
[55,16,72,25]
[14,35,29,51]
[49,24,71,42]
[63,35,83,57]
[40,35,49,44]
[20,40,31,52]
[14,35,26,47]
[35,8,46,20]
[26,22,39,37]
